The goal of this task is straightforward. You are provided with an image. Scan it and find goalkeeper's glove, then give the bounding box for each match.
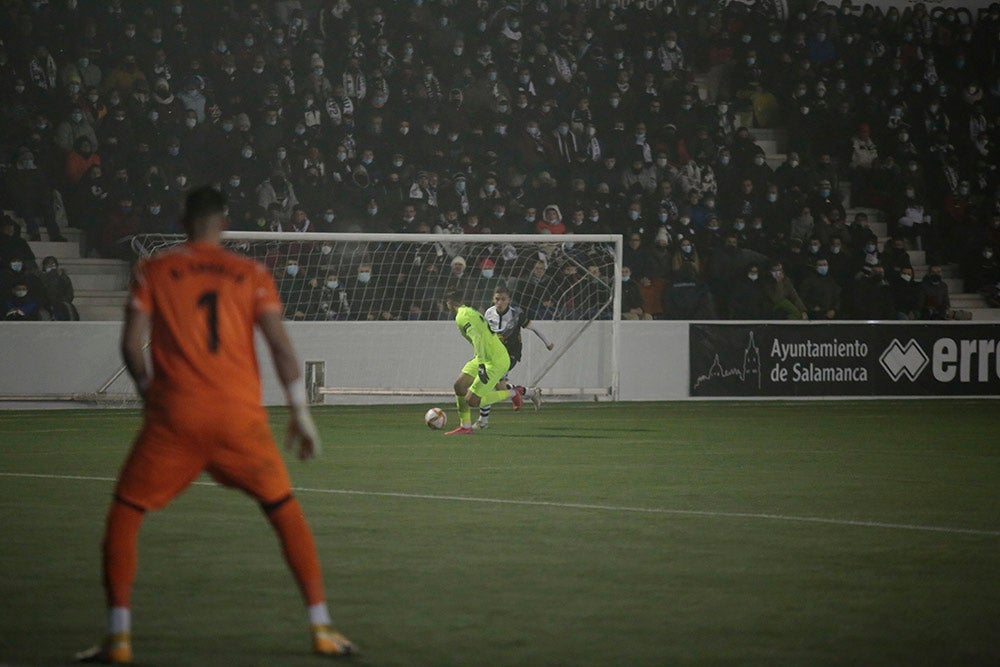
[286,406,321,460]
[284,381,322,460]
[477,364,490,384]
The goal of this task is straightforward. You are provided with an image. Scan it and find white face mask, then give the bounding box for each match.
[481,269,494,279]
[14,289,28,298]
[357,272,371,283]
[326,280,339,289]
[286,265,299,276]
[748,273,758,282]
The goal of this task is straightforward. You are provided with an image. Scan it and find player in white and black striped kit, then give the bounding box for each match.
[474,286,553,430]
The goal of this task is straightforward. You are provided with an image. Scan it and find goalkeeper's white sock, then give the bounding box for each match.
[308,602,331,626]
[109,607,131,634]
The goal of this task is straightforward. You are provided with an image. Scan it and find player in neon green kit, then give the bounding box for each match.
[444,290,525,435]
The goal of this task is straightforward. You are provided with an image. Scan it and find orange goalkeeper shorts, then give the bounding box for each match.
[114,405,292,511]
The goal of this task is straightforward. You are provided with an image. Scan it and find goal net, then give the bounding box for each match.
[128,232,623,402]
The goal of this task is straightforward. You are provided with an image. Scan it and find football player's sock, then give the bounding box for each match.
[520,386,533,399]
[103,498,145,608]
[478,405,491,423]
[109,607,131,634]
[308,602,332,627]
[456,394,471,427]
[263,495,326,606]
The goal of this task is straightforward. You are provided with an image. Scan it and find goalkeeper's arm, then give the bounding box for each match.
[258,310,322,460]
[525,322,554,351]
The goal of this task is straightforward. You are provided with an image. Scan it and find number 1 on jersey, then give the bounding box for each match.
[197,290,220,353]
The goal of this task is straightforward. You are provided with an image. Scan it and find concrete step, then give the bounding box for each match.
[909,266,960,281]
[966,307,1000,321]
[58,257,130,275]
[951,293,989,308]
[748,127,787,144]
[943,278,963,292]
[71,272,128,291]
[27,239,81,260]
[907,249,925,266]
[74,289,128,309]
[755,139,780,155]
[40,227,82,242]
[76,304,125,321]
[839,183,851,209]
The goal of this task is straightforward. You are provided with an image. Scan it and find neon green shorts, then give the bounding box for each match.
[462,356,510,398]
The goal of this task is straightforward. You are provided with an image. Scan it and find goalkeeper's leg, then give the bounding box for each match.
[452,370,475,429]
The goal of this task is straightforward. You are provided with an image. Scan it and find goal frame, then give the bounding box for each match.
[127,231,625,402]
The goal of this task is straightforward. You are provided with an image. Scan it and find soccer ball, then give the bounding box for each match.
[425,407,447,430]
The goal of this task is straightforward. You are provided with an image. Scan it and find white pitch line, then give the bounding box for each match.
[2,472,998,538]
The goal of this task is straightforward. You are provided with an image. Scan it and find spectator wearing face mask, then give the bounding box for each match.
[3,281,41,321]
[349,261,396,321]
[798,258,841,320]
[917,265,951,319]
[963,245,1000,295]
[619,266,652,320]
[890,267,921,320]
[307,270,350,321]
[1,254,44,304]
[0,217,37,269]
[727,263,771,320]
[277,258,313,321]
[55,106,98,154]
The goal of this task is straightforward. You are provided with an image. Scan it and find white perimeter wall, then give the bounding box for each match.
[0,321,687,404]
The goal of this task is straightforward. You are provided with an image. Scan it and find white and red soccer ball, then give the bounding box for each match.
[424,407,447,430]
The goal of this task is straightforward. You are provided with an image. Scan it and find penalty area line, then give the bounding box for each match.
[2,471,998,538]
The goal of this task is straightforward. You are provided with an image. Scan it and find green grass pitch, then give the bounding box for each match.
[1,400,998,666]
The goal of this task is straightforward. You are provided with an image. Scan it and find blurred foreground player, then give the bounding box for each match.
[77,187,354,663]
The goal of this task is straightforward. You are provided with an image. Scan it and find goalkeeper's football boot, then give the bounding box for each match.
[445,425,474,435]
[530,387,542,411]
[312,625,356,656]
[471,419,490,431]
[511,386,525,412]
[76,632,132,664]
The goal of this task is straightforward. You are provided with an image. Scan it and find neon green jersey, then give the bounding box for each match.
[455,305,508,364]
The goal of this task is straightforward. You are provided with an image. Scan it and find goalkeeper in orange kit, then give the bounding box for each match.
[76,187,355,663]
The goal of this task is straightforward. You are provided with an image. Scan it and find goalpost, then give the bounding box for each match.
[127,231,624,402]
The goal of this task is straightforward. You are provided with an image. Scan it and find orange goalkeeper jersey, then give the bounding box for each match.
[128,241,282,413]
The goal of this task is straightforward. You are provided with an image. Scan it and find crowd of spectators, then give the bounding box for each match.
[2,0,1000,321]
